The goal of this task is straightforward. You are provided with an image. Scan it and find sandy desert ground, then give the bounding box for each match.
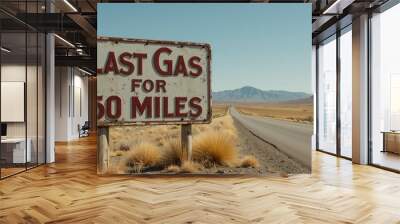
[233,102,313,123]
[211,103,228,118]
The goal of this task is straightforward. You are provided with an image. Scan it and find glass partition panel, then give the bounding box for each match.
[339,28,352,158]
[371,4,400,171]
[27,31,38,169]
[317,35,337,154]
[1,31,27,177]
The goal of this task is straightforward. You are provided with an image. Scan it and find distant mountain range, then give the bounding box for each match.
[212,86,312,103]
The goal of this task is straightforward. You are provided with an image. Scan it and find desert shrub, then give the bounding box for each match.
[119,143,130,151]
[212,116,236,133]
[180,161,203,173]
[166,165,181,173]
[193,130,238,167]
[125,142,161,173]
[240,155,260,168]
[224,129,238,140]
[161,138,182,167]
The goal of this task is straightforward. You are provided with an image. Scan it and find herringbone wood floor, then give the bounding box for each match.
[1,136,400,224]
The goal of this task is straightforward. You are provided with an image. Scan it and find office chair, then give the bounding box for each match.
[79,121,90,138]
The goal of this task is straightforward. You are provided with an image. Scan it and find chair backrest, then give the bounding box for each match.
[82,121,90,129]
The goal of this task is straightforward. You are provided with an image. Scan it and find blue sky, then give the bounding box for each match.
[98,4,311,93]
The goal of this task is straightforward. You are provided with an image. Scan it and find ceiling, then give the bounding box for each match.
[0,0,393,72]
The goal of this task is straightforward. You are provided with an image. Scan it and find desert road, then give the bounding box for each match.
[230,107,312,168]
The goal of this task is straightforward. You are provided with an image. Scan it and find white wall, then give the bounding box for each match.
[55,67,69,141]
[55,67,89,141]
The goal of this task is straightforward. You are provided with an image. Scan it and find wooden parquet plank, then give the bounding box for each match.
[0,135,400,223]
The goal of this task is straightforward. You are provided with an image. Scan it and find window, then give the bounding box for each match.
[317,35,337,154]
[370,3,400,171]
[339,27,352,158]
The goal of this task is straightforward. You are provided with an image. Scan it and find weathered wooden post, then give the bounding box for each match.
[97,127,109,175]
[181,124,193,161]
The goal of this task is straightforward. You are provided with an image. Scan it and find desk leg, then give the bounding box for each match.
[382,133,386,153]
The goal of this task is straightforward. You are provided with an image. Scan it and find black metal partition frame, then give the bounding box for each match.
[315,24,352,161]
[316,0,400,173]
[0,0,47,180]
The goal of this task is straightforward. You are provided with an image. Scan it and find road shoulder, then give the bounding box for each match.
[233,116,309,174]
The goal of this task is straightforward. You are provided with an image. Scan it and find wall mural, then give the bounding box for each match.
[97,3,312,175]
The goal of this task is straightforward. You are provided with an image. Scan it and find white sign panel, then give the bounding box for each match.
[97,37,211,126]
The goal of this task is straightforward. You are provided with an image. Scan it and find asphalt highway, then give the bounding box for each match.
[230,107,312,168]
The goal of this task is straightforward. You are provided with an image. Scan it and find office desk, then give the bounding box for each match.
[1,138,31,164]
[382,131,400,154]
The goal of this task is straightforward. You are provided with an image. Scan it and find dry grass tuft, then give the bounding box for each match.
[193,130,238,167]
[109,113,244,174]
[240,155,260,168]
[161,138,182,167]
[166,165,181,173]
[180,161,203,173]
[224,129,238,140]
[125,142,161,173]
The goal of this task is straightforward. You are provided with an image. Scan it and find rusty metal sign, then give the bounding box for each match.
[97,37,212,126]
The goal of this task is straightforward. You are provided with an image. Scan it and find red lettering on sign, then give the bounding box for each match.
[174,56,188,76]
[118,52,134,75]
[104,51,119,74]
[133,53,147,75]
[132,79,167,93]
[154,97,161,118]
[97,96,105,119]
[131,79,141,92]
[175,97,188,117]
[106,96,122,119]
[155,80,166,93]
[101,96,204,120]
[189,56,202,77]
[163,96,174,118]
[153,47,173,76]
[189,97,202,118]
[142,79,154,93]
[131,96,152,118]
